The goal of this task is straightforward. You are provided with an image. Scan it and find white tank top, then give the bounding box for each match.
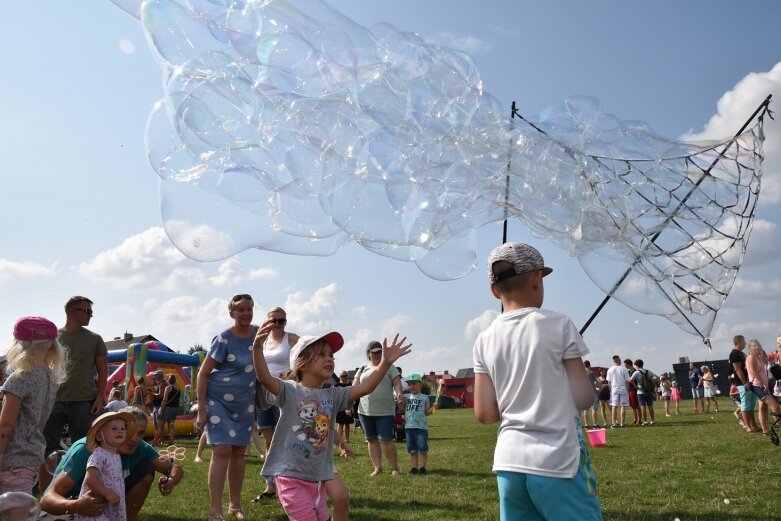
[264,332,292,377]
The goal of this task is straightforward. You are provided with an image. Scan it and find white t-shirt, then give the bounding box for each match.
[472,307,589,479]
[606,365,630,391]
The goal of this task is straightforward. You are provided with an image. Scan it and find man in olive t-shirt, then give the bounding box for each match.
[43,296,108,453]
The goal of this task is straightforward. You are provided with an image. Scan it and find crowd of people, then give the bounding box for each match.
[2,247,780,520]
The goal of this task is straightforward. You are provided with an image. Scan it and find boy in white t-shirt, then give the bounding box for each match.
[473,242,602,521]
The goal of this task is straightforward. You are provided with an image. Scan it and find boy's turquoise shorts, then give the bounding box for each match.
[496,430,602,521]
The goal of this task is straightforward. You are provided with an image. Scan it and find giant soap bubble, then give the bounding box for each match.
[0,492,40,521]
[109,0,767,340]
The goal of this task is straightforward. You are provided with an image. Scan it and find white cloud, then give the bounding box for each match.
[247,267,279,280]
[146,296,228,351]
[381,314,413,337]
[464,310,498,343]
[682,61,781,204]
[284,283,343,335]
[78,227,239,292]
[709,320,781,352]
[426,31,494,55]
[0,259,57,283]
[742,218,781,269]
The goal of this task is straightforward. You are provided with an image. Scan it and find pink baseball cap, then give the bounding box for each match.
[13,316,58,343]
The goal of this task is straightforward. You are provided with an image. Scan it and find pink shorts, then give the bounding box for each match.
[0,466,37,495]
[275,475,329,521]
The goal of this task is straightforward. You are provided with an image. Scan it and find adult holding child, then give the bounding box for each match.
[254,306,299,499]
[196,293,258,521]
[40,406,184,521]
[354,341,405,477]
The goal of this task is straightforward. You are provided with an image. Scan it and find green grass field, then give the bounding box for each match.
[137,404,780,520]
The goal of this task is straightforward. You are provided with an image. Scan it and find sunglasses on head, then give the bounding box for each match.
[74,308,93,316]
[270,318,287,325]
[231,294,252,302]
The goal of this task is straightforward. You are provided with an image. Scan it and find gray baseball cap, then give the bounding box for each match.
[488,242,552,284]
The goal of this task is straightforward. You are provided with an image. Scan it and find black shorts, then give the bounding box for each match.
[126,458,155,492]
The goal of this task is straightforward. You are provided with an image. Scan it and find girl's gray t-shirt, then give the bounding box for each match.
[261,380,351,482]
[0,367,58,469]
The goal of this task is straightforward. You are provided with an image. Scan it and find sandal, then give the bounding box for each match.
[251,491,276,502]
[227,508,245,520]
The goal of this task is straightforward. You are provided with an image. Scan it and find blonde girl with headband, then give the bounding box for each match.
[253,328,411,521]
[0,316,66,495]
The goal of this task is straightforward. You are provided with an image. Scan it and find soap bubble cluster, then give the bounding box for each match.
[110,0,767,339]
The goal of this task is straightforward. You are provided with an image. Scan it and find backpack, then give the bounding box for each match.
[640,370,654,393]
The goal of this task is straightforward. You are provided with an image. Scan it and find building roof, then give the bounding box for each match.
[105,334,161,352]
[455,368,474,379]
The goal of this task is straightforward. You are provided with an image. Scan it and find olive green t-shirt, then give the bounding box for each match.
[56,328,107,401]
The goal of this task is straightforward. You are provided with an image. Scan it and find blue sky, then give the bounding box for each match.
[1,1,780,376]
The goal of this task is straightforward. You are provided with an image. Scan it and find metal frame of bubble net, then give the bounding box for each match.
[107,0,770,343]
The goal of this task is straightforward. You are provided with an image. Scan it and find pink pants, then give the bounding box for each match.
[0,466,37,495]
[275,475,329,521]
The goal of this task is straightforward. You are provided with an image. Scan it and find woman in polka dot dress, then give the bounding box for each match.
[196,294,258,521]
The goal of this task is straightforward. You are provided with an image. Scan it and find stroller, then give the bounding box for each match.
[767,364,781,446]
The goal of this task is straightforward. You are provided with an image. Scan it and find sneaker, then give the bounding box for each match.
[665,414,671,417]
[619,424,625,428]
[419,467,427,475]
[610,424,616,429]
[641,422,648,426]
[194,456,203,463]
[410,468,419,475]
[649,421,655,425]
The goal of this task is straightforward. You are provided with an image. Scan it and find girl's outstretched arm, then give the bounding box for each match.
[253,321,281,395]
[349,334,411,401]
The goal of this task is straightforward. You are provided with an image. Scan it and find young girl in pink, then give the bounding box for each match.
[0,317,66,495]
[670,381,681,415]
[253,328,410,521]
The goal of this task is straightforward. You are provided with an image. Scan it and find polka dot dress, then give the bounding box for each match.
[204,328,257,446]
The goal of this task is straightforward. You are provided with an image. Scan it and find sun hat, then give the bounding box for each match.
[366,340,382,353]
[86,411,136,452]
[289,332,344,366]
[13,316,58,343]
[406,373,423,382]
[487,242,552,284]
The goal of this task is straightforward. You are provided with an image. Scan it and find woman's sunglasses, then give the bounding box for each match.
[231,294,252,302]
[270,318,287,325]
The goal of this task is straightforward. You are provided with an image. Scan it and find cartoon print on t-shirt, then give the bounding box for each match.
[291,398,333,456]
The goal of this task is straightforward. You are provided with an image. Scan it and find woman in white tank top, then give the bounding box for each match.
[255,306,299,499]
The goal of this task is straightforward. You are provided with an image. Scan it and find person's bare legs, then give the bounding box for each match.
[195,432,207,462]
[166,420,176,445]
[380,440,399,475]
[599,402,608,426]
[208,444,231,516]
[367,439,383,475]
[590,408,598,428]
[610,405,617,426]
[326,473,350,521]
[259,427,275,494]
[620,406,627,426]
[418,452,428,471]
[227,445,247,518]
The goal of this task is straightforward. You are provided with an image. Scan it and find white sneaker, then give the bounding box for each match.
[649,421,655,425]
[665,414,671,417]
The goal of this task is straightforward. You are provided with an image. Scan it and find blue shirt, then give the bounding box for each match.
[404,393,429,430]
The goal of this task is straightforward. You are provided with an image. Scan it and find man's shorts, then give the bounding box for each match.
[691,387,704,399]
[638,393,654,407]
[738,385,757,412]
[750,385,772,401]
[610,389,629,407]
